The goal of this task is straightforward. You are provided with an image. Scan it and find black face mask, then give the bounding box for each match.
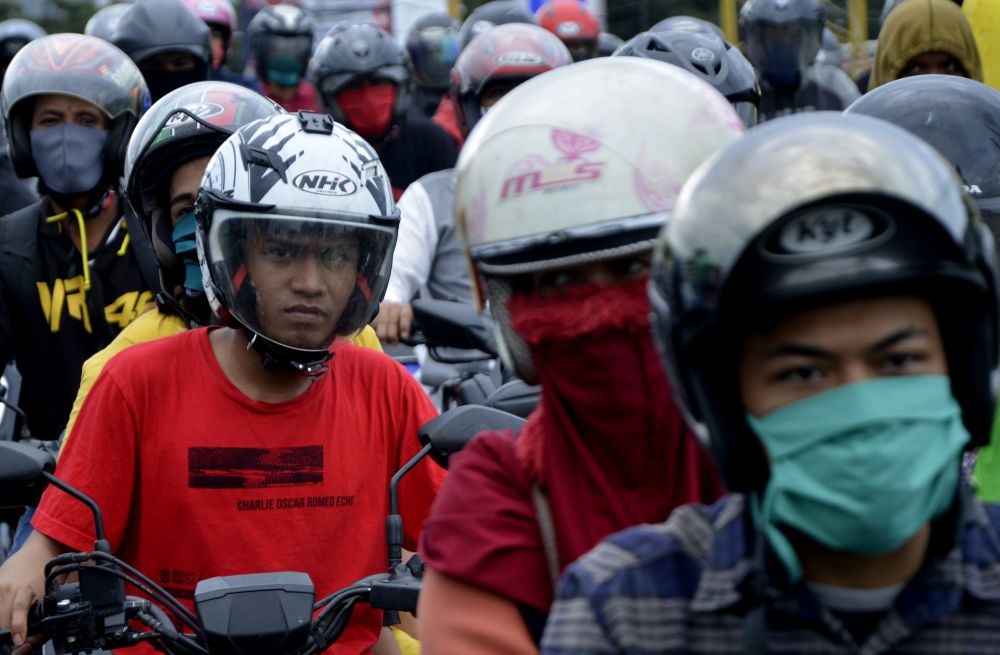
[140,68,208,102]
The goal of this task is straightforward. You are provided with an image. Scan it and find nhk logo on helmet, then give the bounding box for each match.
[500,128,605,201]
[293,170,358,196]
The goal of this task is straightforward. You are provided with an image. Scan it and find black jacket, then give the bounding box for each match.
[0,200,150,439]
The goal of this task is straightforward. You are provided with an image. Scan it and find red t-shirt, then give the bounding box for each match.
[34,327,443,654]
[431,94,463,148]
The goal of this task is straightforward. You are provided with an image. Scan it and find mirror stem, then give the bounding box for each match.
[41,471,109,552]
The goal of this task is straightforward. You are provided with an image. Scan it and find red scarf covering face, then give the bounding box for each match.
[417,277,724,613]
[507,277,724,570]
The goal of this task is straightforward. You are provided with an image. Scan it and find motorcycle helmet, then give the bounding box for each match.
[247,3,316,88]
[110,0,213,101]
[84,4,131,42]
[458,0,537,51]
[535,0,600,62]
[196,112,399,373]
[0,19,45,80]
[846,75,1000,248]
[454,57,745,381]
[122,81,283,322]
[614,30,761,126]
[650,15,725,38]
[740,0,824,88]
[451,22,571,137]
[2,34,149,194]
[180,0,238,68]
[406,12,461,92]
[650,112,999,491]
[309,23,409,139]
[596,31,623,56]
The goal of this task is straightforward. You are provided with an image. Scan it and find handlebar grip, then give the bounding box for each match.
[0,603,44,648]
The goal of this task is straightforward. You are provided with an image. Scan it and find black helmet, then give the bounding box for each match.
[309,23,409,130]
[596,31,623,56]
[110,0,213,102]
[614,30,761,126]
[0,19,45,77]
[247,4,316,88]
[650,112,999,492]
[406,12,461,91]
[84,4,130,42]
[845,75,1000,249]
[458,0,537,50]
[2,34,149,187]
[122,81,283,323]
[739,0,824,87]
[650,15,724,38]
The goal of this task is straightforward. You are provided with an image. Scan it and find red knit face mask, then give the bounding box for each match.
[506,276,721,569]
[336,84,396,140]
[506,277,669,484]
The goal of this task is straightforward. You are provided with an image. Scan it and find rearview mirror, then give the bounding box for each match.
[0,441,55,508]
[419,405,525,469]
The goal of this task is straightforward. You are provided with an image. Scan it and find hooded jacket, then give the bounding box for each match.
[871,0,982,89]
[963,0,1000,91]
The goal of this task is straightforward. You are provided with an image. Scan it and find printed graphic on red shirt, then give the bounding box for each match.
[188,445,324,488]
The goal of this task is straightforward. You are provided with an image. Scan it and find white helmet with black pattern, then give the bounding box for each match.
[195,111,399,374]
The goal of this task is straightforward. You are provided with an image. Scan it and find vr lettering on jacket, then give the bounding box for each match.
[36,276,153,333]
[500,161,605,200]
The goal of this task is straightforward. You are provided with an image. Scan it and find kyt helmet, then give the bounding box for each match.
[650,15,725,38]
[451,22,571,137]
[458,0,537,50]
[650,112,999,492]
[110,0,213,101]
[122,81,283,323]
[84,4,131,41]
[740,0,824,88]
[614,30,761,126]
[0,19,45,78]
[309,23,409,138]
[455,57,745,381]
[2,34,149,188]
[596,31,623,56]
[535,0,601,62]
[406,12,461,92]
[196,112,399,374]
[248,3,316,87]
[846,75,1000,248]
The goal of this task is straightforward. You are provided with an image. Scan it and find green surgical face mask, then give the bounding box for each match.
[747,375,969,583]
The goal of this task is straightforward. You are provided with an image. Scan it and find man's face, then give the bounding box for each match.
[169,156,211,225]
[245,226,359,350]
[31,94,109,130]
[141,52,200,72]
[900,51,968,79]
[739,294,948,417]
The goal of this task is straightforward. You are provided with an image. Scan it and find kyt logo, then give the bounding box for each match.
[293,170,358,196]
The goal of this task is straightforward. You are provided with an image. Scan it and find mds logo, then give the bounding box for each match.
[293,170,358,196]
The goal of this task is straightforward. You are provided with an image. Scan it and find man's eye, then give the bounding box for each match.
[320,246,352,267]
[266,244,296,260]
[772,366,825,384]
[880,352,927,372]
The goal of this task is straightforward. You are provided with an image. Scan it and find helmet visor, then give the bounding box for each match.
[206,210,395,349]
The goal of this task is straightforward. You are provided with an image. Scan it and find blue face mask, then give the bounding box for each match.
[265,53,304,88]
[747,375,969,582]
[171,213,204,296]
[30,123,109,195]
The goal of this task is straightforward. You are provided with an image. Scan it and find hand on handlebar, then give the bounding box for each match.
[373,302,414,345]
[0,534,54,651]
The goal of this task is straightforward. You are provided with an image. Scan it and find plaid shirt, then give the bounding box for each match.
[542,490,1000,654]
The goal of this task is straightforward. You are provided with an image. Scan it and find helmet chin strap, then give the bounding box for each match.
[245,329,333,378]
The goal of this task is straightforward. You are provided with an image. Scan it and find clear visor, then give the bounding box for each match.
[206,210,395,351]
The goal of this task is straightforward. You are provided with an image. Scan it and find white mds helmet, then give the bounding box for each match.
[454,56,745,380]
[196,111,399,373]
